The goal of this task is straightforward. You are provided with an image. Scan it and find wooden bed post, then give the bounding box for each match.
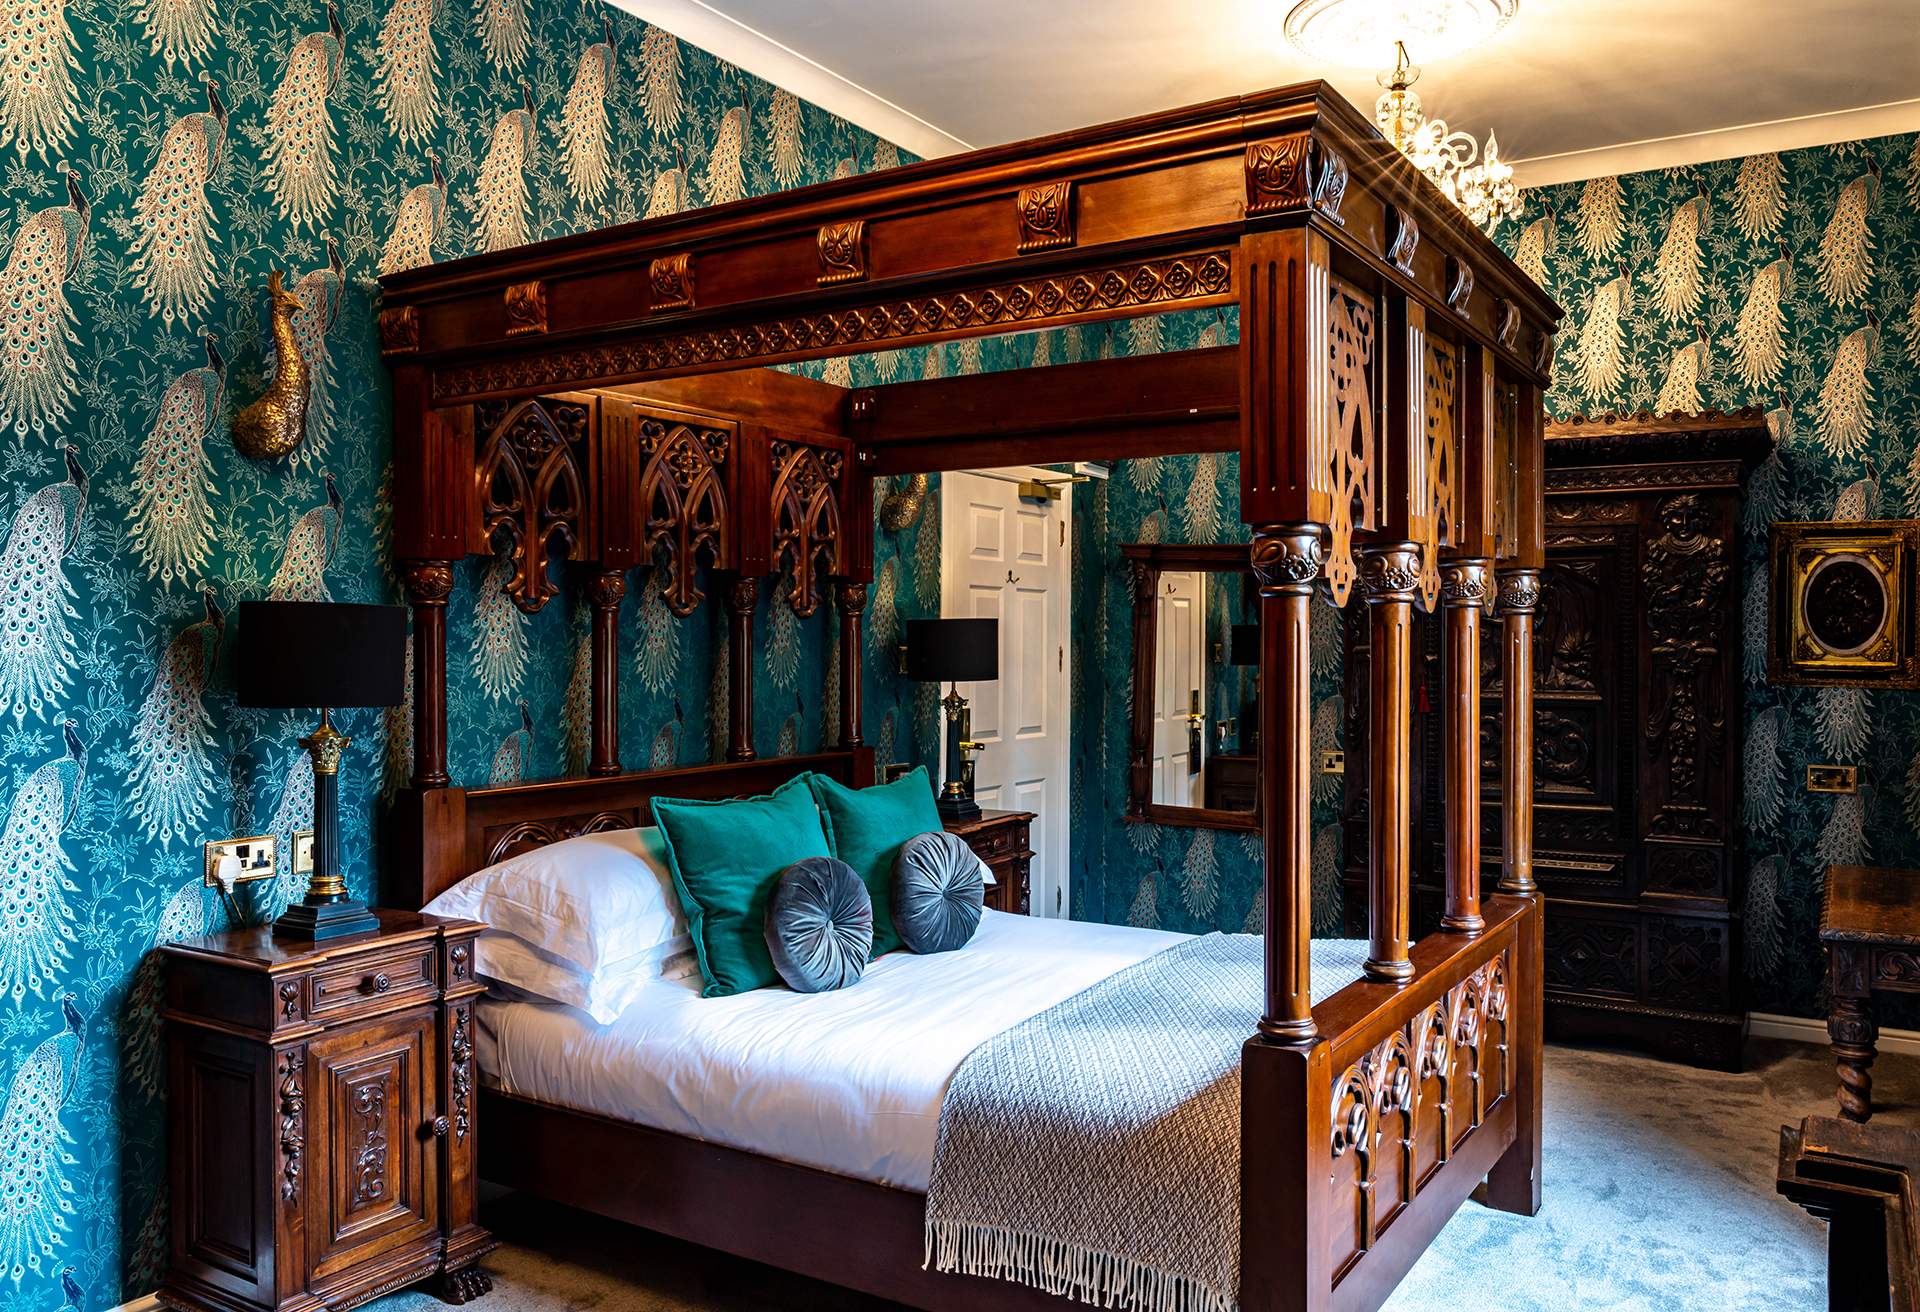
[1439,560,1490,932]
[403,561,455,788]
[725,575,757,761]
[1251,524,1325,1041]
[835,581,867,748]
[1499,381,1545,898]
[1442,342,1497,934]
[1360,544,1420,983]
[588,569,627,775]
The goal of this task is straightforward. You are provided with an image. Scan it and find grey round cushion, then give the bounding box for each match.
[891,830,985,954]
[765,856,874,992]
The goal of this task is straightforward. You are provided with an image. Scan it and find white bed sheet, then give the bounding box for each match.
[478,910,1356,1191]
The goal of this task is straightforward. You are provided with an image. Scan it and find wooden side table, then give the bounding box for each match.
[159,910,494,1312]
[1820,865,1920,1122]
[1778,1114,1920,1310]
[945,809,1035,915]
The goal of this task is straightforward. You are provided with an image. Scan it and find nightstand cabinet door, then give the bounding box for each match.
[304,1008,441,1290]
[167,1029,280,1309]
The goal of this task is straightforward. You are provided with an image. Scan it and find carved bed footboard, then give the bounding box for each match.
[1241,894,1541,1312]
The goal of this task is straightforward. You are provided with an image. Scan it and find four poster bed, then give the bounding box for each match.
[379,81,1560,1312]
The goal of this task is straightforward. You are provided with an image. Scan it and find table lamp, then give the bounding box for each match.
[903,617,998,821]
[237,601,406,940]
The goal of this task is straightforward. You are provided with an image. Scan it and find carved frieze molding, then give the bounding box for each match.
[817,221,868,285]
[433,251,1233,402]
[504,280,548,336]
[638,416,731,616]
[475,398,590,614]
[379,305,421,355]
[650,252,695,310]
[1016,181,1075,253]
[1545,461,1752,495]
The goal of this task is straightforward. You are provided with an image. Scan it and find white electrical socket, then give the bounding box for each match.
[293,829,315,874]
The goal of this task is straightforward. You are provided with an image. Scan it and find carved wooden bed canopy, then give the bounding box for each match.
[379,79,1561,1312]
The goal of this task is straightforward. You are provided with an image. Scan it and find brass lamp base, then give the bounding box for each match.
[272,707,380,941]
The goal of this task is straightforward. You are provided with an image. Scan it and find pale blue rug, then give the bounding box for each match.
[371,1039,1911,1311]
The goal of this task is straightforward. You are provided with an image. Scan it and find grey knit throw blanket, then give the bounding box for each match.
[925,933,1372,1312]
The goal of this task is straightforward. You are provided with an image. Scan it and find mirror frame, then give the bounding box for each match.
[1122,542,1258,833]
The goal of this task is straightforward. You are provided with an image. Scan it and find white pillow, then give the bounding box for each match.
[473,929,694,1022]
[423,827,689,1008]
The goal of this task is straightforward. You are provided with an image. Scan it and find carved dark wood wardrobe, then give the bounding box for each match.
[1344,410,1772,1070]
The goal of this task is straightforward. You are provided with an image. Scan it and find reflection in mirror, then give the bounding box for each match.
[1124,543,1260,831]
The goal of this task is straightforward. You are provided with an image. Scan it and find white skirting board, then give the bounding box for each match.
[1750,1011,1920,1057]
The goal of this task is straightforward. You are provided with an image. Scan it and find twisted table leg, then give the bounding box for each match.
[1829,994,1876,1123]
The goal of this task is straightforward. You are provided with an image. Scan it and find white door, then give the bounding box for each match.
[1152,570,1206,808]
[941,470,1071,917]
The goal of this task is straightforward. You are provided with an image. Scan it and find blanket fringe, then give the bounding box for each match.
[925,1218,1236,1312]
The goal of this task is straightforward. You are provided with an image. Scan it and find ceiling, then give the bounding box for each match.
[625,0,1920,183]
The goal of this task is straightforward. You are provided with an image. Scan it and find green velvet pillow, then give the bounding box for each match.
[808,767,944,957]
[650,776,832,997]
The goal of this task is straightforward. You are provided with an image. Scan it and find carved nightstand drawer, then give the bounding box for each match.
[309,942,438,1018]
[944,810,1036,917]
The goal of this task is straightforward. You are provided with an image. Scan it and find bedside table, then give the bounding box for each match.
[158,910,494,1312]
[945,809,1035,915]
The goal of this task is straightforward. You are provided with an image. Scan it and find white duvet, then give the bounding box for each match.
[478,910,1362,1191]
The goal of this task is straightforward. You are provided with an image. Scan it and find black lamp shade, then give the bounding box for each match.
[236,602,407,709]
[904,618,998,683]
[1230,623,1261,666]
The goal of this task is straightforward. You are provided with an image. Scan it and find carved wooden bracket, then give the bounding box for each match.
[1496,298,1520,348]
[504,280,548,336]
[1445,256,1474,315]
[1532,329,1555,375]
[650,253,695,310]
[1311,142,1348,223]
[1245,135,1311,215]
[379,305,420,355]
[1016,181,1074,253]
[770,439,844,616]
[638,414,731,616]
[817,221,868,285]
[1385,205,1419,274]
[476,398,590,614]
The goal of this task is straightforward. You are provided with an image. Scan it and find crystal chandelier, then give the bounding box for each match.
[1372,41,1519,230]
[1281,0,1522,231]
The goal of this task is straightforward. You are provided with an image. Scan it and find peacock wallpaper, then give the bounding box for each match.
[0,0,1910,1296]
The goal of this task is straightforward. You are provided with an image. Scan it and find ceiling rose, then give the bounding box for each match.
[1283,0,1519,65]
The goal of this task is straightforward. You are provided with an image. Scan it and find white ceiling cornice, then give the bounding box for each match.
[604,0,973,160]
[1512,97,1920,188]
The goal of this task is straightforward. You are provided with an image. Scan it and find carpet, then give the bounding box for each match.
[369,1039,1917,1312]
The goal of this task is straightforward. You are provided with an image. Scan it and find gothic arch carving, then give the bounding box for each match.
[476,398,590,614]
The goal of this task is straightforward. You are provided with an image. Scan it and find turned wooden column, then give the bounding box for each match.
[587,569,627,776]
[724,575,757,762]
[1829,943,1876,1122]
[1251,523,1325,1041]
[1496,567,1541,896]
[1440,558,1492,934]
[1361,543,1420,984]
[402,560,454,788]
[834,581,867,748]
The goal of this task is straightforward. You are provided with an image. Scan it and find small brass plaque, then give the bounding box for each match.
[1807,764,1859,794]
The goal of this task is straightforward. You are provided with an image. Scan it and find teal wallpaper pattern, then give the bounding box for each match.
[1496,132,1920,1019]
[0,6,938,1306]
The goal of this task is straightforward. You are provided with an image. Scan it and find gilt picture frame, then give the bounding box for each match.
[1768,519,1920,689]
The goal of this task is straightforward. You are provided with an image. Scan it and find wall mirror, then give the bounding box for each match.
[1122,543,1259,831]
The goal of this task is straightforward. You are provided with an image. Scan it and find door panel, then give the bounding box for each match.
[306,1009,441,1283]
[942,471,1071,916]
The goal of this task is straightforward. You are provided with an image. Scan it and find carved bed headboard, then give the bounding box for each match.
[392,750,863,910]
